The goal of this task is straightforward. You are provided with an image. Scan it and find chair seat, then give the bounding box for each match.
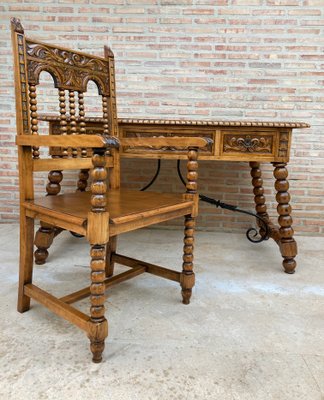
[23,190,193,233]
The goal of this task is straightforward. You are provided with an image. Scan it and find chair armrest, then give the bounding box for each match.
[16,134,120,149]
[120,137,212,149]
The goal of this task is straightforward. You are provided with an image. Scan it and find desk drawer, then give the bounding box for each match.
[121,127,214,156]
[220,130,276,157]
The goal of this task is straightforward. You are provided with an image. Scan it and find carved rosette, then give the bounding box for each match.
[26,41,110,94]
[223,134,272,153]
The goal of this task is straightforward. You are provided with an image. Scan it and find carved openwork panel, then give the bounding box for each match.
[223,132,274,154]
[25,40,110,94]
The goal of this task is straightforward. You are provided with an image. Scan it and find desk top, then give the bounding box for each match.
[118,118,310,129]
[39,115,310,129]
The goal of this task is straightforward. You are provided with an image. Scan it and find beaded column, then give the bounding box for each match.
[273,162,297,273]
[69,90,78,158]
[29,83,39,159]
[77,91,89,191]
[180,147,198,305]
[88,149,108,363]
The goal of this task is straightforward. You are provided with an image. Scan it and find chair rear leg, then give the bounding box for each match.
[18,213,34,313]
[34,222,55,265]
[180,215,196,305]
[105,235,117,277]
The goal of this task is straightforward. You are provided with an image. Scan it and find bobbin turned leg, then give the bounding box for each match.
[88,244,108,363]
[34,222,55,265]
[87,149,110,362]
[181,215,196,305]
[273,162,297,274]
[34,170,63,264]
[249,162,271,238]
[180,146,198,305]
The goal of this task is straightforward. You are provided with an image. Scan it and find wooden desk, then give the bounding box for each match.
[38,116,309,273]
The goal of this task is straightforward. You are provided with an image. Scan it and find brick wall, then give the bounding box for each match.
[1,1,323,235]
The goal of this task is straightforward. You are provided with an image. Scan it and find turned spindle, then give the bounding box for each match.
[77,92,89,190]
[77,169,89,192]
[102,95,110,137]
[59,89,68,157]
[69,90,78,158]
[29,83,39,159]
[78,91,87,157]
[46,170,63,196]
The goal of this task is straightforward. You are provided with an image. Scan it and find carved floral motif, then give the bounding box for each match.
[223,134,272,153]
[124,132,213,153]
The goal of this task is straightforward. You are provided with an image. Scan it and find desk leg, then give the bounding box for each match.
[249,162,271,238]
[273,162,297,274]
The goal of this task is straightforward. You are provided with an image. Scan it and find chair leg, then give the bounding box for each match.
[18,213,34,313]
[34,222,55,265]
[88,244,108,363]
[105,236,117,278]
[180,215,196,305]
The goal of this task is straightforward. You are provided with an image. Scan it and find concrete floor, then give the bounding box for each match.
[0,224,323,400]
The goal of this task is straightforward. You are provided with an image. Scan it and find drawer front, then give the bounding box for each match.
[121,127,214,156]
[220,130,276,158]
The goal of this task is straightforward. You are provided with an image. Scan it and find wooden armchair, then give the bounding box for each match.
[11,18,210,362]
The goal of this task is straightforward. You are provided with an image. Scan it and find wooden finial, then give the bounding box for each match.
[10,17,24,33]
[104,45,114,58]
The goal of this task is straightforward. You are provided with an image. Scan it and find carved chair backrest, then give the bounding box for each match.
[11,18,120,196]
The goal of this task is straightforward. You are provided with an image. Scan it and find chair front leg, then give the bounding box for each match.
[87,148,109,362]
[89,243,108,363]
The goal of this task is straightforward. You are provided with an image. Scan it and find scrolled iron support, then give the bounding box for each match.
[177,160,270,243]
[140,159,161,191]
[133,158,271,243]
